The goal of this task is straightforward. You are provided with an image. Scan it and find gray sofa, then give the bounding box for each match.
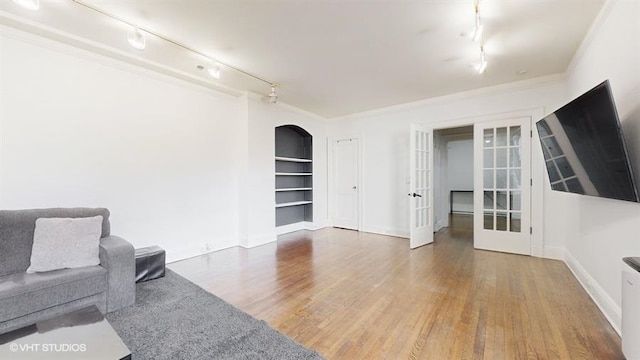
[0,208,135,334]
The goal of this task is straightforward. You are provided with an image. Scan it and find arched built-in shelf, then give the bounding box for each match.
[275,125,312,232]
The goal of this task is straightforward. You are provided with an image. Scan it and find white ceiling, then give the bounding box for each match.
[2,0,605,118]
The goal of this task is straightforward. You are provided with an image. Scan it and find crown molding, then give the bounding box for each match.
[0,11,244,98]
[329,73,566,122]
[246,91,329,122]
[566,0,618,73]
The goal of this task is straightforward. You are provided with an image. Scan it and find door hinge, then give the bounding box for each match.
[530,227,533,235]
[530,178,533,186]
[530,130,533,138]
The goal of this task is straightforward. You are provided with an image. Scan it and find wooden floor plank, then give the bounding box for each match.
[169,214,623,359]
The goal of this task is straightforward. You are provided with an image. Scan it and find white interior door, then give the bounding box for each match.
[332,138,359,230]
[409,124,433,249]
[473,118,531,255]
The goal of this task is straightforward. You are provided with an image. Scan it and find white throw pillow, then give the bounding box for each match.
[26,216,103,273]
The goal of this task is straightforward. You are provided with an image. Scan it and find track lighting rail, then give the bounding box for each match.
[71,0,277,88]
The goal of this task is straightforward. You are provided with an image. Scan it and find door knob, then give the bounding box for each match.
[408,193,422,197]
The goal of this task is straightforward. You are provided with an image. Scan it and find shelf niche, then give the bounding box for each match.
[275,125,313,227]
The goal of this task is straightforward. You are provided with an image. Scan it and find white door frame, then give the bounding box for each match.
[422,108,545,257]
[328,135,364,231]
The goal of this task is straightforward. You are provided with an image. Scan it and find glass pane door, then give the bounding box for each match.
[482,126,522,233]
[415,130,429,229]
[409,124,433,249]
[474,118,531,255]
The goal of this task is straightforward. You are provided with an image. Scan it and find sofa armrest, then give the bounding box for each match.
[99,235,135,312]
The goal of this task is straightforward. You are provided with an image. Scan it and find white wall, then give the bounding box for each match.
[446,138,474,191]
[446,137,474,213]
[557,0,640,333]
[0,26,330,261]
[0,26,245,262]
[238,94,329,248]
[327,79,566,239]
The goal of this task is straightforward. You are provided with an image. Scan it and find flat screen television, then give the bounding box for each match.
[536,80,639,202]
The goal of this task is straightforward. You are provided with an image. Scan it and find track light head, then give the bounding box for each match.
[470,2,483,42]
[477,59,487,74]
[477,47,487,74]
[269,85,278,104]
[207,65,221,79]
[127,26,146,50]
[471,24,483,43]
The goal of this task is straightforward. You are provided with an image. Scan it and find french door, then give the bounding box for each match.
[473,118,532,255]
[409,124,433,249]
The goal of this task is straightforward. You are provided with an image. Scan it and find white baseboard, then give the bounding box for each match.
[531,246,544,258]
[528,246,620,336]
[311,219,329,230]
[543,246,565,260]
[239,233,276,249]
[360,225,409,239]
[564,252,621,336]
[165,242,236,264]
[276,221,314,235]
[165,244,207,264]
[311,224,331,231]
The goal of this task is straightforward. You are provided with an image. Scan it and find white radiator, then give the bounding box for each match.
[622,257,640,360]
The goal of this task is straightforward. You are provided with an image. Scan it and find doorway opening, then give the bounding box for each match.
[433,126,474,242]
[411,111,541,255]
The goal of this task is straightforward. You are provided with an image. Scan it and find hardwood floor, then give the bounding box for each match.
[168,214,623,359]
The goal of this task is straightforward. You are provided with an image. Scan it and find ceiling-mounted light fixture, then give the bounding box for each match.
[463,0,487,75]
[71,1,278,93]
[127,26,146,50]
[197,64,221,80]
[471,16,483,42]
[207,64,221,79]
[477,46,487,74]
[470,1,483,43]
[11,0,39,10]
[268,85,278,104]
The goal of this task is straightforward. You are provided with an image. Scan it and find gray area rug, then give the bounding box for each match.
[106,270,324,360]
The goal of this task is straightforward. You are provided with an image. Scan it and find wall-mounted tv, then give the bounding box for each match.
[536,80,639,203]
